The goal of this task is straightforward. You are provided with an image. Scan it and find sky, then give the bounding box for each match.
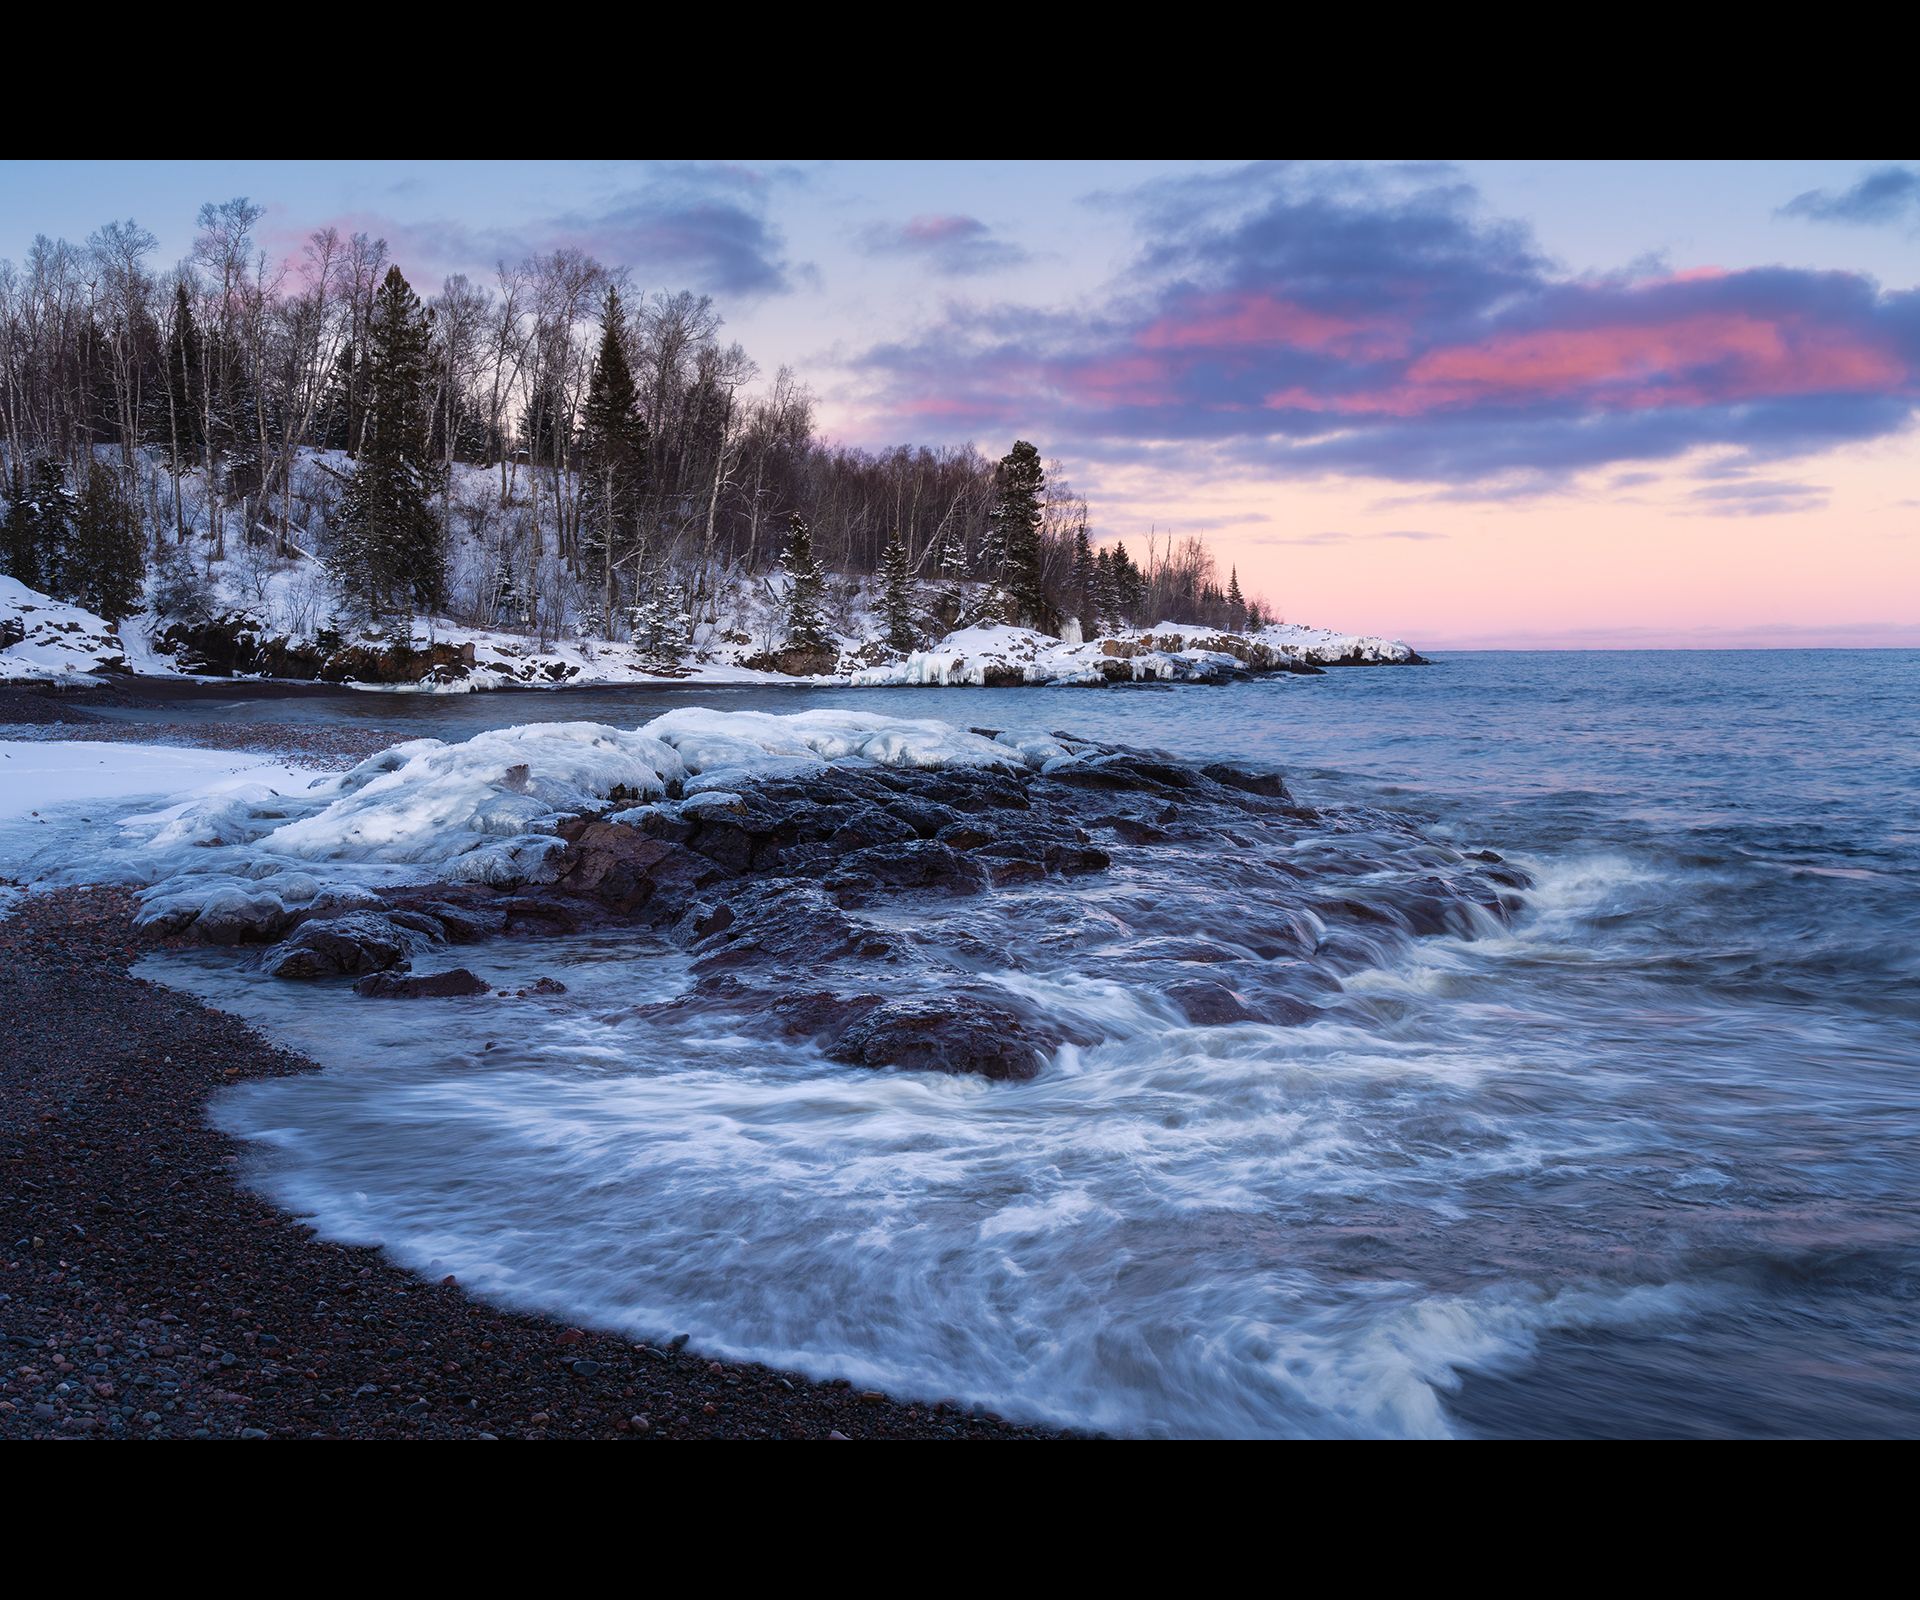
[4,158,1917,648]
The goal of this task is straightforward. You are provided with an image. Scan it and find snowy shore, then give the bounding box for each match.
[5,573,1423,696]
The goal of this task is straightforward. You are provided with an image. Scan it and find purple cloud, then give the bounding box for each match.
[848,164,1920,486]
[859,214,1030,277]
[1781,167,1920,229]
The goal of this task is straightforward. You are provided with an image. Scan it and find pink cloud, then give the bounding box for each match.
[1137,292,1403,360]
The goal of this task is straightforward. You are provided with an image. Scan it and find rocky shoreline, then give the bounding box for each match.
[0,887,1064,1440]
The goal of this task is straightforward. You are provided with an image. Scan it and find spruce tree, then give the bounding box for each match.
[329,267,444,624]
[579,288,651,637]
[779,512,829,651]
[1108,540,1146,626]
[70,463,145,621]
[1069,521,1096,628]
[1,460,75,596]
[1226,567,1246,631]
[629,577,692,663]
[1091,547,1119,635]
[879,530,916,651]
[986,440,1047,625]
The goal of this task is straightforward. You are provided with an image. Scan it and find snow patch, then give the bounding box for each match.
[0,575,129,685]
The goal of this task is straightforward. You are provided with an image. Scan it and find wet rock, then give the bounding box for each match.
[827,809,919,854]
[770,990,885,1040]
[189,886,303,945]
[1201,762,1292,800]
[1099,816,1169,845]
[830,840,987,894]
[1046,841,1111,875]
[353,967,491,999]
[413,898,506,943]
[385,909,449,943]
[554,821,726,918]
[935,820,997,851]
[262,912,418,979]
[689,880,897,972]
[1166,980,1259,1025]
[883,798,963,839]
[495,896,586,934]
[826,999,1046,1081]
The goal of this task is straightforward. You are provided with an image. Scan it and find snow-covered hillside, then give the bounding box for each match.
[851,621,1422,688]
[0,576,134,685]
[4,451,1424,693]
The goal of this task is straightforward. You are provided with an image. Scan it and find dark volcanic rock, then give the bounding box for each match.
[554,820,727,919]
[262,912,420,978]
[1202,762,1292,800]
[829,840,987,894]
[354,967,492,999]
[826,998,1046,1081]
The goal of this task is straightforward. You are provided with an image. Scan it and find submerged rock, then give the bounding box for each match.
[826,998,1046,1081]
[354,967,491,999]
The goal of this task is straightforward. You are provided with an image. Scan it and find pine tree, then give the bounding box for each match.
[69,463,145,621]
[1090,547,1120,635]
[488,556,525,628]
[328,267,444,623]
[1,460,75,596]
[579,288,651,637]
[1069,521,1096,628]
[986,440,1047,625]
[878,530,915,651]
[1108,540,1146,626]
[160,282,202,542]
[1226,567,1246,632]
[780,512,829,651]
[628,577,692,663]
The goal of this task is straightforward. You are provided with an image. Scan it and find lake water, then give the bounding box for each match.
[127,652,1920,1436]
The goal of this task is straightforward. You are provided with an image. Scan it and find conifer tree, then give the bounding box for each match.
[1108,540,1146,626]
[986,440,1047,625]
[70,463,145,620]
[779,512,829,651]
[1227,567,1246,631]
[1091,546,1120,635]
[328,267,444,623]
[1,460,75,595]
[160,281,201,540]
[579,288,651,638]
[879,530,916,651]
[1069,521,1096,627]
[629,577,693,663]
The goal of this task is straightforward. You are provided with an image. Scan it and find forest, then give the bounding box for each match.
[0,200,1269,653]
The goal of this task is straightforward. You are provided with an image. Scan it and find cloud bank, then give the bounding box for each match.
[850,163,1920,490]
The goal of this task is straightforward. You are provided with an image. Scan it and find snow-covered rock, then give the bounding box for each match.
[1250,621,1425,666]
[850,618,1422,689]
[0,576,128,685]
[1,711,1092,938]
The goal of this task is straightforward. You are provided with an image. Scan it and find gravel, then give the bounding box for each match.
[0,888,1062,1440]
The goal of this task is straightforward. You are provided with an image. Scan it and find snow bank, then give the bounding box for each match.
[644,706,1031,782]
[0,576,129,685]
[0,710,1088,937]
[1250,622,1421,666]
[851,618,1422,688]
[0,740,317,824]
[852,623,1251,689]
